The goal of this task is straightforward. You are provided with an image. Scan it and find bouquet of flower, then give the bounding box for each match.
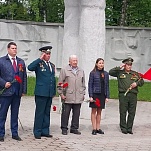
[53,105,57,111]
[124,73,142,96]
[57,82,68,112]
[0,75,22,95]
[84,98,101,107]
[95,98,101,107]
[124,68,151,96]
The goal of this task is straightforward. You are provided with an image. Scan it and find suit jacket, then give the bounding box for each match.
[28,58,56,97]
[0,54,27,96]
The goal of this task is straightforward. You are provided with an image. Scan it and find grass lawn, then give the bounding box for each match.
[109,79,151,101]
[27,77,151,101]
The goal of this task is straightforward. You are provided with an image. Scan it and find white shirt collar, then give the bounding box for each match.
[8,54,16,60]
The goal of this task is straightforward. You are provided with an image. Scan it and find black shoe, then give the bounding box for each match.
[127,131,133,134]
[122,131,128,134]
[62,130,67,135]
[35,136,41,139]
[0,137,4,142]
[12,136,22,141]
[97,129,104,134]
[41,134,53,138]
[92,130,97,135]
[70,129,81,135]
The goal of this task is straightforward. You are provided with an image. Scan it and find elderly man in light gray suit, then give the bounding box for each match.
[57,55,86,135]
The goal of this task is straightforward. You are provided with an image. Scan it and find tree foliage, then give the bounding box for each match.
[106,0,151,27]
[0,0,151,27]
[0,0,64,22]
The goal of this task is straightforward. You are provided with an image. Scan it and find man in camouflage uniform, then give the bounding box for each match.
[109,58,144,134]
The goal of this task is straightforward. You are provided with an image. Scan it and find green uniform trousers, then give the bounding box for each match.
[33,95,52,137]
[119,92,137,132]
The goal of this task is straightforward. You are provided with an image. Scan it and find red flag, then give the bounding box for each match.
[139,68,151,80]
[138,72,144,78]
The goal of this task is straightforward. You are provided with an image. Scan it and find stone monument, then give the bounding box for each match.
[63,0,106,119]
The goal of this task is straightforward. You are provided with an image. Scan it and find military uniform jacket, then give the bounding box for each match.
[0,55,27,96]
[28,58,56,97]
[109,66,144,94]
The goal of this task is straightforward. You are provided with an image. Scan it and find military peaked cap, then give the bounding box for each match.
[39,46,52,53]
[122,57,134,64]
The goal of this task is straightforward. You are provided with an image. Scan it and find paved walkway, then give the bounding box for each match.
[0,96,151,151]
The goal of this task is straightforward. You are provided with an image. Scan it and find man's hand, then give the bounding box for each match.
[130,82,137,88]
[105,98,109,103]
[120,64,125,69]
[5,82,11,88]
[40,53,46,60]
[61,94,66,100]
[89,97,94,102]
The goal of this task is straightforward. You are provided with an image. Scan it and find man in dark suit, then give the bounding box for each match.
[28,46,56,139]
[0,42,27,142]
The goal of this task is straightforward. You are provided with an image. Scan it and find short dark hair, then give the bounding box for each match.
[7,42,17,48]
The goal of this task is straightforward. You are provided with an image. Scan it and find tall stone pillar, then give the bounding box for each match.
[79,0,106,92]
[63,0,106,119]
[62,0,81,67]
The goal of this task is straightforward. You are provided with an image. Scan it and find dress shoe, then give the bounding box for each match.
[62,130,67,135]
[127,131,133,134]
[92,130,97,135]
[97,129,104,134]
[70,129,81,135]
[122,131,128,134]
[41,134,53,138]
[12,136,22,141]
[35,136,41,139]
[0,137,4,142]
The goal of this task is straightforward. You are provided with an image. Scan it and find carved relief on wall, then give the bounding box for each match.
[105,28,151,74]
[0,20,63,76]
[1,20,151,76]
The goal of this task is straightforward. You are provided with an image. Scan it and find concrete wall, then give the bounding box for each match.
[0,19,151,76]
[0,19,64,77]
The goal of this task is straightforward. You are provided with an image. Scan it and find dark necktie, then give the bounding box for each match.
[46,62,51,71]
[12,58,17,72]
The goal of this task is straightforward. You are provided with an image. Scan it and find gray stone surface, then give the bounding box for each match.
[0,20,151,77]
[1,96,151,151]
[63,0,106,94]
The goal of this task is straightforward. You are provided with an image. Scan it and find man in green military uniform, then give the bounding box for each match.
[109,58,144,134]
[28,46,56,139]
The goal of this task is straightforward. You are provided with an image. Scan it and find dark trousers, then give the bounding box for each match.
[61,103,81,131]
[33,95,52,137]
[119,92,137,132]
[0,94,21,137]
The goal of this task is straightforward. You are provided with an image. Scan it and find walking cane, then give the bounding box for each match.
[18,117,24,131]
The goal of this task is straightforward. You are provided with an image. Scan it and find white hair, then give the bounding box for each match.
[69,55,77,61]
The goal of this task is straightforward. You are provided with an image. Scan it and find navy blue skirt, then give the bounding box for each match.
[89,93,105,109]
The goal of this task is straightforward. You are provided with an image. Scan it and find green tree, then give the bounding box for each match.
[0,0,32,21]
[126,0,151,27]
[106,0,151,27]
[28,0,64,22]
[0,0,151,26]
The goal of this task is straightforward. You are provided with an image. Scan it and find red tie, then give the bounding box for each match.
[12,58,17,72]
